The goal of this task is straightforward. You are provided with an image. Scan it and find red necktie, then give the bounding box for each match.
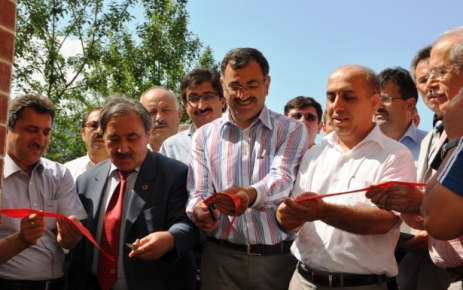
[98,170,130,290]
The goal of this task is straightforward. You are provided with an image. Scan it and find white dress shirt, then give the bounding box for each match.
[291,125,416,277]
[64,154,95,181]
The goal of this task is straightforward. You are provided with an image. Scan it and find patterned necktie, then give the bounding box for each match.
[428,120,443,166]
[98,170,130,290]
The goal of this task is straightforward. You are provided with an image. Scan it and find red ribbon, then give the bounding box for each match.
[295,181,427,202]
[0,208,114,262]
[203,193,241,236]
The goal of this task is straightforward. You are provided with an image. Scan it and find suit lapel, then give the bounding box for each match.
[124,152,157,241]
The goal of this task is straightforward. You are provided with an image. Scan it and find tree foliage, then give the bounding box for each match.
[13,0,218,163]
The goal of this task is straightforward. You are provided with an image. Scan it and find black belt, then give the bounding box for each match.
[0,277,64,290]
[206,236,292,256]
[297,262,386,288]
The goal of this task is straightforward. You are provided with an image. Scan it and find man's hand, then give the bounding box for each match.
[128,231,174,260]
[192,200,219,232]
[18,213,46,247]
[366,184,423,214]
[212,186,256,216]
[443,87,463,141]
[276,192,325,233]
[57,216,83,249]
[403,230,428,252]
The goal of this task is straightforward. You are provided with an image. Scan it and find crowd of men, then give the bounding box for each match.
[0,25,462,290]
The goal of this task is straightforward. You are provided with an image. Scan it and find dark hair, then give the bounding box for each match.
[221,48,269,78]
[284,96,323,122]
[378,67,418,102]
[410,45,432,82]
[81,107,101,128]
[181,67,224,102]
[8,94,56,130]
[100,94,153,135]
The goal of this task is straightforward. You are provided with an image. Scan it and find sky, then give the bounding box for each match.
[182,0,463,143]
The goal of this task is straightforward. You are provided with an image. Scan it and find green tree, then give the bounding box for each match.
[13,0,218,163]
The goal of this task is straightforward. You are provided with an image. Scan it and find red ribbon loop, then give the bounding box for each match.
[0,208,115,262]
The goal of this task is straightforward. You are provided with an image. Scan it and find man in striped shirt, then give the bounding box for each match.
[186,47,308,290]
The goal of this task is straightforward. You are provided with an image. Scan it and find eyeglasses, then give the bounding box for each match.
[427,65,454,80]
[186,92,218,106]
[223,78,267,97]
[380,96,403,104]
[289,113,318,122]
[84,121,99,131]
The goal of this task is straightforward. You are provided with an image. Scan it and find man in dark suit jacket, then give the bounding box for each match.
[67,95,198,290]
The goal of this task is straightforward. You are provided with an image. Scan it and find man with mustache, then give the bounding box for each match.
[160,67,226,165]
[65,107,109,180]
[367,26,463,290]
[374,67,428,167]
[187,48,308,290]
[0,94,87,289]
[284,96,323,149]
[140,86,183,152]
[277,65,416,290]
[67,95,198,290]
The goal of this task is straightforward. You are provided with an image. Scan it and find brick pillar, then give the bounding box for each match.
[0,0,17,207]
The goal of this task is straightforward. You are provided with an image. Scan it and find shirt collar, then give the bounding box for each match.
[3,154,44,178]
[222,105,272,130]
[399,122,419,144]
[325,124,385,151]
[187,124,196,137]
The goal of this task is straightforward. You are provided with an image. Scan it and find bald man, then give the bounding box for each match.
[140,86,183,151]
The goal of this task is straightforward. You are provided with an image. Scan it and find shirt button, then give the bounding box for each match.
[34,203,37,206]
[334,177,339,182]
[110,269,115,274]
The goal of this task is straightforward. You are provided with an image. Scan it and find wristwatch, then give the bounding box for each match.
[441,139,460,159]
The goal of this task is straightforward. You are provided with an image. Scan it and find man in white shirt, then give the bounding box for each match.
[277,65,416,290]
[140,86,183,152]
[0,94,87,289]
[65,107,109,180]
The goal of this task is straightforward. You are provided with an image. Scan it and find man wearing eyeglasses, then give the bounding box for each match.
[65,107,110,180]
[160,67,226,165]
[140,86,183,152]
[367,26,463,290]
[284,96,323,149]
[186,48,308,290]
[374,67,428,167]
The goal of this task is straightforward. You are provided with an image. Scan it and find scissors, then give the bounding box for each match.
[125,239,140,251]
[202,197,217,221]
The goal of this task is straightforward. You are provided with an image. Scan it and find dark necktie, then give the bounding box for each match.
[98,170,130,290]
[428,120,443,166]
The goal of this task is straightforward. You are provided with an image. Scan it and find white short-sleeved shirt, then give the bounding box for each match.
[291,125,416,277]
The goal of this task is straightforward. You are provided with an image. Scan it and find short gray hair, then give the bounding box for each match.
[434,26,463,73]
[100,94,153,135]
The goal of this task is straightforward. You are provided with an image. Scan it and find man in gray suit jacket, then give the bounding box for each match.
[67,95,198,290]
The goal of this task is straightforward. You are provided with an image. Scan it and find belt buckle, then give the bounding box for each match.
[45,280,51,290]
[246,244,261,256]
[329,275,333,287]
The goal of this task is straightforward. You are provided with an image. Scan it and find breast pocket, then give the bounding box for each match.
[347,177,374,207]
[45,200,58,230]
[143,206,165,233]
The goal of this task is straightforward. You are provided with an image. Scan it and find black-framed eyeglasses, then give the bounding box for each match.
[186,92,218,106]
[223,78,267,97]
[84,121,99,131]
[380,96,403,104]
[289,112,318,122]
